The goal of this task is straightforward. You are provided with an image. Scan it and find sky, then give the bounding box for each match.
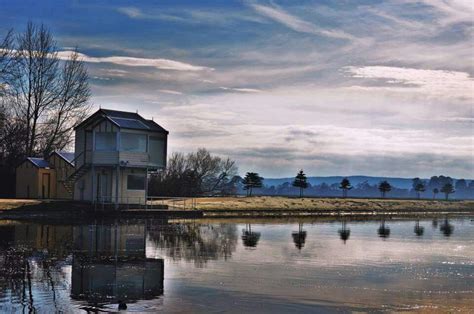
[1,0,473,178]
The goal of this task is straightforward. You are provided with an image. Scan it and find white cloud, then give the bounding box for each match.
[403,0,474,26]
[117,7,143,18]
[219,86,261,93]
[250,4,354,40]
[158,89,183,95]
[56,51,213,71]
[344,66,474,99]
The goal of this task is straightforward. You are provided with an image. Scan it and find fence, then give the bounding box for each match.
[93,196,197,211]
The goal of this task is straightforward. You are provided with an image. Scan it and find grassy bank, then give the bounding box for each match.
[194,196,474,212]
[2,197,473,219]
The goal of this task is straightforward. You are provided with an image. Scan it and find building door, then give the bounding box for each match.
[42,173,50,199]
[97,173,109,202]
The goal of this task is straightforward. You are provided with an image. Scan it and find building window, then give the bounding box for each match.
[121,133,147,152]
[127,174,145,190]
[95,132,116,151]
[149,136,165,165]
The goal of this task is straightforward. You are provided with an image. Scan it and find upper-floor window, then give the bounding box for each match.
[149,136,165,165]
[121,133,147,152]
[95,132,116,151]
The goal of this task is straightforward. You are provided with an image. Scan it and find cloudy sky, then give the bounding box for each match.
[1,0,473,178]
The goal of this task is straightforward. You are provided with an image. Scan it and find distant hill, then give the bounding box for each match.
[262,176,470,190]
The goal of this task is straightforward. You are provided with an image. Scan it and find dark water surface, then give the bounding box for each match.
[0,216,473,313]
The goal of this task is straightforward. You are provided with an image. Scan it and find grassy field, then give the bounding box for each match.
[1,197,473,217]
[193,196,474,212]
[0,199,44,211]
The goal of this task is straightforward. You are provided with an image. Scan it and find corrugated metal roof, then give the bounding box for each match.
[27,157,50,168]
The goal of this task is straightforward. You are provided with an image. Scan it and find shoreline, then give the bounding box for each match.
[1,196,473,220]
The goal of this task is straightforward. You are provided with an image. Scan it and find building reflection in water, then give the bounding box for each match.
[71,223,164,307]
[338,220,350,244]
[292,223,307,250]
[242,224,261,248]
[378,220,390,239]
[0,221,164,311]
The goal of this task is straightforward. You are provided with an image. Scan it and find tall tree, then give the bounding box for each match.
[413,180,426,199]
[5,22,90,158]
[242,172,263,196]
[0,29,15,95]
[148,149,238,197]
[339,177,352,198]
[378,181,392,198]
[440,183,455,200]
[432,188,439,200]
[292,169,308,197]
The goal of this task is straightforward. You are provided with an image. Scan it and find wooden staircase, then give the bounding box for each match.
[62,164,91,195]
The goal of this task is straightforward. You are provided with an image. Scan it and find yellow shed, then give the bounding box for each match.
[16,158,56,199]
[48,151,75,199]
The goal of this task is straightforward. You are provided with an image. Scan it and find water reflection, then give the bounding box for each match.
[414,220,424,236]
[440,218,454,237]
[378,220,391,239]
[241,224,261,248]
[0,221,164,311]
[71,224,164,307]
[0,217,472,312]
[292,223,307,250]
[147,222,238,266]
[338,220,351,243]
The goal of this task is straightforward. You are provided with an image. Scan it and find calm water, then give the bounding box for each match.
[0,216,473,313]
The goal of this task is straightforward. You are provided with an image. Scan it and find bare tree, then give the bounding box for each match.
[6,22,90,158]
[0,29,15,93]
[149,148,238,196]
[39,50,91,156]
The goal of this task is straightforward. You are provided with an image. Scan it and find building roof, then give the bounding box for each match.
[75,108,168,134]
[27,157,50,168]
[54,151,75,165]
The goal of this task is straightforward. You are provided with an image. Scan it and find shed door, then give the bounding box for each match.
[42,173,50,199]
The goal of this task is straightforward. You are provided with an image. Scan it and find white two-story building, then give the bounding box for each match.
[67,109,168,207]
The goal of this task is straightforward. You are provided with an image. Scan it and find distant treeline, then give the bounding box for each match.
[234,175,473,200]
[147,148,473,200]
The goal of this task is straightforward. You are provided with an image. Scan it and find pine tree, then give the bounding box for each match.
[432,188,439,199]
[378,181,392,198]
[339,177,352,198]
[242,172,263,196]
[292,170,308,197]
[440,183,455,200]
[414,182,426,199]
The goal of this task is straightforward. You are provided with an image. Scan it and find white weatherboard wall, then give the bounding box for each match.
[74,167,146,205]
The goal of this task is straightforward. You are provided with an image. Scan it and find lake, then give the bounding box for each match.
[0,216,473,313]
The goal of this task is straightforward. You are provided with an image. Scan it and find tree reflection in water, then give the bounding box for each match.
[440,218,454,237]
[147,222,238,266]
[0,223,74,312]
[292,223,307,250]
[242,224,261,248]
[432,218,438,228]
[338,220,350,244]
[414,220,424,237]
[378,220,390,239]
